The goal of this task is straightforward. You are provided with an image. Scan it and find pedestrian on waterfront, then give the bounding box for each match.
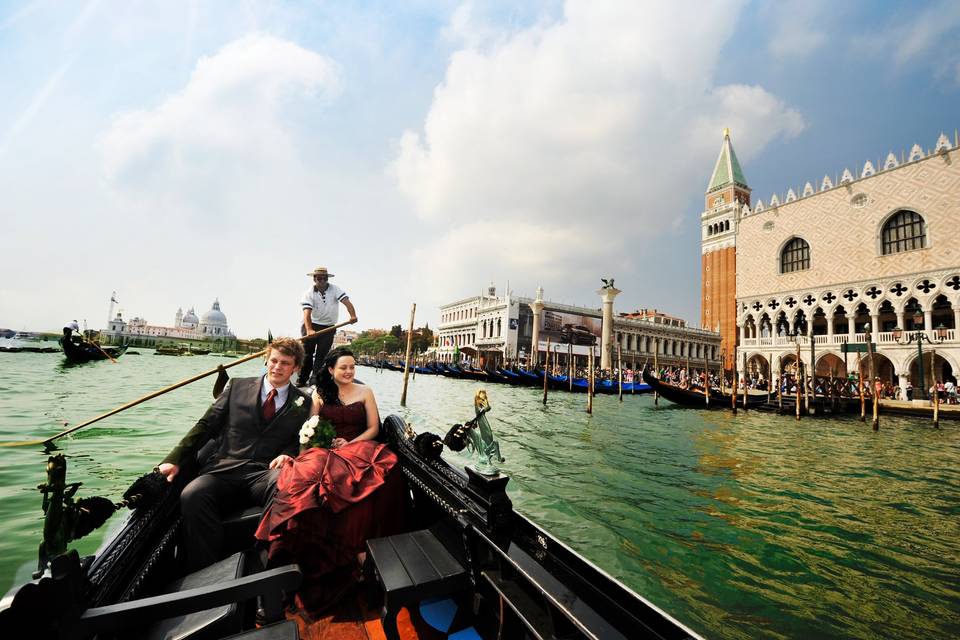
[156,337,313,571]
[299,266,358,387]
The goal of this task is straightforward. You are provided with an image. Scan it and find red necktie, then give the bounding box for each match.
[263,388,277,422]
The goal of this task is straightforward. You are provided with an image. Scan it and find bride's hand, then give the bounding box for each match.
[310,388,323,415]
[331,437,348,449]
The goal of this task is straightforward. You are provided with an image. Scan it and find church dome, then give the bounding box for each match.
[200,299,228,327]
[182,308,200,327]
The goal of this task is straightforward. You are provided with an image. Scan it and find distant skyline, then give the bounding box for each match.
[1,1,958,338]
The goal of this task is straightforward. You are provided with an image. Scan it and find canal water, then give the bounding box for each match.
[0,348,958,639]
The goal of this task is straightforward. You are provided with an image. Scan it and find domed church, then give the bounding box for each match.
[105,299,235,344]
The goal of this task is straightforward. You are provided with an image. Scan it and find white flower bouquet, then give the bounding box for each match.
[298,415,336,451]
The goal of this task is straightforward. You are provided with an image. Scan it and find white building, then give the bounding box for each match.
[437,285,720,369]
[102,299,236,346]
[734,130,960,399]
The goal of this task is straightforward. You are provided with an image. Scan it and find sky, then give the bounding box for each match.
[0,0,958,339]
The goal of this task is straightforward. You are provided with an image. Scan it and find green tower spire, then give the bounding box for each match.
[707,128,748,192]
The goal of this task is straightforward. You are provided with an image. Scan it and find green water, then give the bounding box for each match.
[1,350,958,639]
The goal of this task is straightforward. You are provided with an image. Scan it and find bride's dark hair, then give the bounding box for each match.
[316,347,355,405]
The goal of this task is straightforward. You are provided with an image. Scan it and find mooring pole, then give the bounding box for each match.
[767,352,773,405]
[731,351,738,415]
[568,342,573,392]
[618,342,623,402]
[857,352,865,422]
[703,355,710,407]
[543,338,550,406]
[932,348,940,429]
[742,351,748,412]
[653,339,659,406]
[400,303,416,407]
[587,346,594,414]
[795,342,802,421]
[866,330,879,430]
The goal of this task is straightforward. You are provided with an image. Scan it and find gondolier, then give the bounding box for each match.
[299,266,357,386]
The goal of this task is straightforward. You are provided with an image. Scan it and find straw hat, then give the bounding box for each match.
[307,266,335,278]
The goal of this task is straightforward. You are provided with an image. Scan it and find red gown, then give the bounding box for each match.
[255,401,405,610]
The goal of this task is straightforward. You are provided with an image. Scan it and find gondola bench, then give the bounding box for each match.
[366,529,471,640]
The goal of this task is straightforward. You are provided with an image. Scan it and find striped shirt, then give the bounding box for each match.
[301,283,347,325]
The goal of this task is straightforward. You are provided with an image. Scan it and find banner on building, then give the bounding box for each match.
[539,309,601,346]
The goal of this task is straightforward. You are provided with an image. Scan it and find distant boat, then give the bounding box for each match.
[60,338,128,363]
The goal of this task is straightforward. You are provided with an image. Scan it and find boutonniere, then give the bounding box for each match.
[295,396,304,408]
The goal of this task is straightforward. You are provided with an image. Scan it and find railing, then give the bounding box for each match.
[740,329,957,348]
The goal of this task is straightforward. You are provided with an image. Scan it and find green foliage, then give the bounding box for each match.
[349,325,434,355]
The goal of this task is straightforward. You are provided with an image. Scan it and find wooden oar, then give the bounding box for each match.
[1,321,353,448]
[91,340,118,364]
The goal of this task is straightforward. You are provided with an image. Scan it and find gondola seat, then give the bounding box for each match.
[74,552,301,640]
[366,529,471,640]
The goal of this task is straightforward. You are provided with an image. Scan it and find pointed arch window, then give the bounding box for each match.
[881,210,926,255]
[780,238,810,273]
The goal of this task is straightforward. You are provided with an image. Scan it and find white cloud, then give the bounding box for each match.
[765,0,829,60]
[394,0,804,299]
[99,34,341,222]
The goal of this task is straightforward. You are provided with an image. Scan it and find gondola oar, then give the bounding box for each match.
[91,340,119,364]
[1,321,353,448]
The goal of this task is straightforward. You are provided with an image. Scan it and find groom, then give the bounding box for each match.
[158,337,313,571]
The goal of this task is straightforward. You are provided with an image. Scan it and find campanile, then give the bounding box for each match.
[701,129,750,370]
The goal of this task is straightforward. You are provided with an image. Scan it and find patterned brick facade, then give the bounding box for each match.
[737,147,960,298]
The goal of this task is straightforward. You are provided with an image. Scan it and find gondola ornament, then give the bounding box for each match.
[443,389,504,476]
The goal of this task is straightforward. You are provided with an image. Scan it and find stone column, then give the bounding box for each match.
[954,308,960,333]
[847,315,855,337]
[898,371,910,401]
[870,313,880,335]
[924,309,933,332]
[530,287,544,367]
[827,310,835,340]
[896,310,905,331]
[597,285,622,371]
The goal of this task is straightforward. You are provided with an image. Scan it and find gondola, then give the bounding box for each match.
[642,368,765,409]
[60,337,128,363]
[1,415,701,640]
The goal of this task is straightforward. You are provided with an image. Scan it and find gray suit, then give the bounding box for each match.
[164,376,312,570]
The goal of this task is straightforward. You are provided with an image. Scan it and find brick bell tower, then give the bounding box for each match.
[700,129,750,371]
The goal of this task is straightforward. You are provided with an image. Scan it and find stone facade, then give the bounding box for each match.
[732,131,960,399]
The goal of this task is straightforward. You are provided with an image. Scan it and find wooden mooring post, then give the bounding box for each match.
[866,332,879,431]
[767,352,772,406]
[703,355,710,408]
[587,346,594,414]
[742,351,748,412]
[731,352,738,415]
[932,348,940,429]
[653,340,659,406]
[795,342,802,421]
[400,303,416,407]
[618,343,623,402]
[543,338,550,406]
[568,342,573,392]
[857,352,865,421]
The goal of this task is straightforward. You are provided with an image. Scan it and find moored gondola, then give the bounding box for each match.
[60,337,128,363]
[1,414,702,640]
[642,368,764,409]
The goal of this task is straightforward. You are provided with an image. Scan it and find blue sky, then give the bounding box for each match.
[0,0,957,338]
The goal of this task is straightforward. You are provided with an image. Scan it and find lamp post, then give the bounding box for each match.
[893,313,946,400]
